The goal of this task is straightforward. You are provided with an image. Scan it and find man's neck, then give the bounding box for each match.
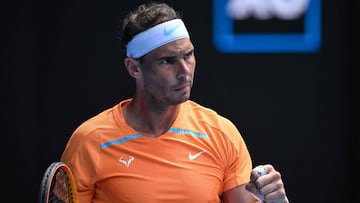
[123,98,181,137]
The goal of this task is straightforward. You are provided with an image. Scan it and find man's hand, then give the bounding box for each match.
[246,164,289,203]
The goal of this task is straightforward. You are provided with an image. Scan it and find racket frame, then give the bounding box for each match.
[39,162,79,203]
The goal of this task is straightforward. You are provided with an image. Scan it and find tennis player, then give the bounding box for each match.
[61,2,289,202]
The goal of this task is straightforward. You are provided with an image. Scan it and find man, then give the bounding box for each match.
[61,2,289,202]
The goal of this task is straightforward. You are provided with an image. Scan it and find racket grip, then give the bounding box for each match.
[253,166,266,203]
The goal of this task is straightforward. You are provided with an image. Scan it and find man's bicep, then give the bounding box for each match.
[222,185,261,203]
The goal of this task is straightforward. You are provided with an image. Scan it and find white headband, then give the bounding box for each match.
[126,19,190,58]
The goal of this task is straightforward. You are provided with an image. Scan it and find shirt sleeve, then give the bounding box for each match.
[60,124,101,202]
[221,119,253,192]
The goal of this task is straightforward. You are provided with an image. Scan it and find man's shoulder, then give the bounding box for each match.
[185,100,216,115]
[184,100,233,125]
[74,101,123,135]
[183,100,242,142]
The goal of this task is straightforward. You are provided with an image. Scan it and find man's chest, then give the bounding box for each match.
[96,136,225,202]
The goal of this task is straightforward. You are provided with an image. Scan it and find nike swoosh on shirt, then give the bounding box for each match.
[188,150,206,160]
[163,24,181,36]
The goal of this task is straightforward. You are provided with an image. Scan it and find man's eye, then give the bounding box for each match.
[184,51,194,59]
[184,53,192,59]
[159,59,169,64]
[160,58,176,64]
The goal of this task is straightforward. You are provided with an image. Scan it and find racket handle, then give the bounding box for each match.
[253,166,266,203]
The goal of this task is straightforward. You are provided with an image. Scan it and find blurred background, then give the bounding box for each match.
[1,0,358,202]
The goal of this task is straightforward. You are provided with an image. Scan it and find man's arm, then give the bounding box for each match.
[224,164,289,203]
[223,185,261,203]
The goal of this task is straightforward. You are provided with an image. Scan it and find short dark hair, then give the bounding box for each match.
[119,2,182,53]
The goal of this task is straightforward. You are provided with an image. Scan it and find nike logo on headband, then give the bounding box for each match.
[126,19,189,58]
[163,24,181,36]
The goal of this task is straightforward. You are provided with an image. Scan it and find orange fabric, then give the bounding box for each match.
[61,99,253,203]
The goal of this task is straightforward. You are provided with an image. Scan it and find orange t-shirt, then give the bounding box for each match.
[61,99,252,203]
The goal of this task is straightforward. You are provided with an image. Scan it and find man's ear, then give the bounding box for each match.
[124,57,142,78]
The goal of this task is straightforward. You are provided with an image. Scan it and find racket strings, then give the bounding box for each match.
[49,168,74,203]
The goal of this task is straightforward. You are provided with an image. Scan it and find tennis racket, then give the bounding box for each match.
[38,162,79,203]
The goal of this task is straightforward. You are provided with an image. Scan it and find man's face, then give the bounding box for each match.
[139,38,196,106]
